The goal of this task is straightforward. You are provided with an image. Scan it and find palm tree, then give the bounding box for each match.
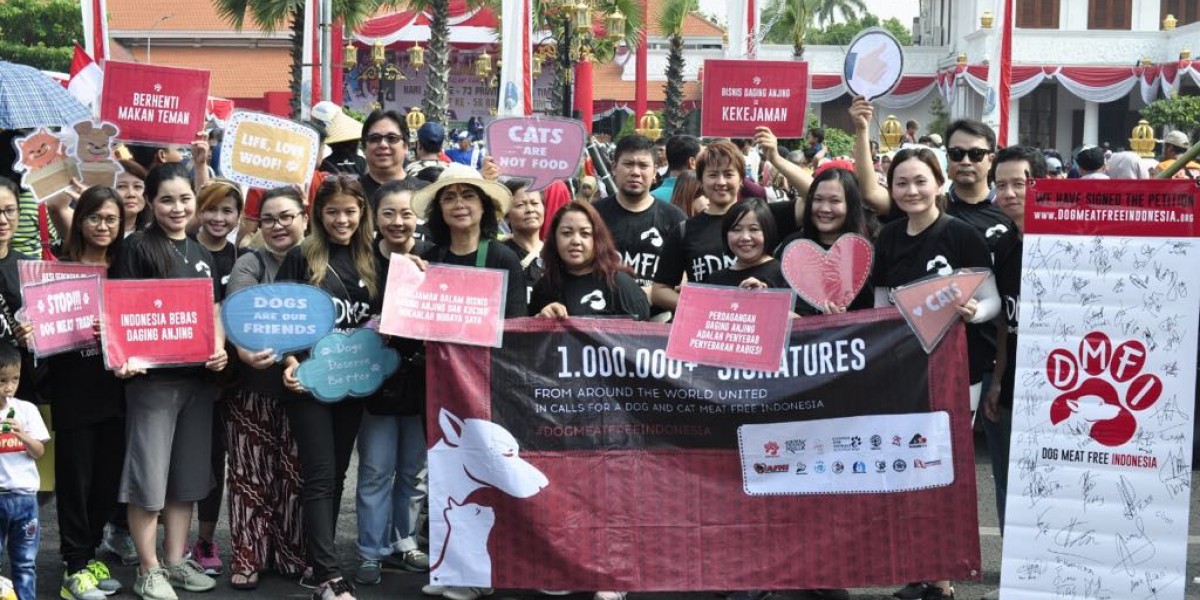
[657,0,696,138]
[405,0,481,124]
[215,0,388,118]
[760,0,867,59]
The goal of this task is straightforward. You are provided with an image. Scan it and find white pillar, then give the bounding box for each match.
[1082,101,1099,146]
[1007,97,1019,146]
[1132,0,1162,31]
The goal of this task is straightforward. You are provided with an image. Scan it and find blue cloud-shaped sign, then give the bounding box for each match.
[296,328,399,403]
[222,283,336,354]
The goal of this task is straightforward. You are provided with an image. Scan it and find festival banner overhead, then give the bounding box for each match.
[700,59,808,139]
[219,111,321,189]
[1000,179,1199,600]
[19,275,102,357]
[99,278,215,370]
[100,61,210,145]
[426,311,981,590]
[665,284,792,372]
[380,256,507,348]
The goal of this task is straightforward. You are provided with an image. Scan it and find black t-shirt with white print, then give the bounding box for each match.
[872,214,993,383]
[992,228,1022,407]
[653,212,735,287]
[209,241,242,289]
[276,243,374,331]
[945,188,1015,252]
[592,195,686,287]
[529,270,649,320]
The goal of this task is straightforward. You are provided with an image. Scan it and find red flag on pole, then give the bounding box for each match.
[997,0,1014,147]
[80,0,110,62]
[68,44,104,114]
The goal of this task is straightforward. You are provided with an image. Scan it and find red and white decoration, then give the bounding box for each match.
[939,61,1191,107]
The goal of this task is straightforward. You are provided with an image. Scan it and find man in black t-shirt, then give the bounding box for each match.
[984,147,1045,590]
[592,136,686,293]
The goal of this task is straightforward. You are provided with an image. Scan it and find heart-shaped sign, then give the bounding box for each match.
[781,234,874,311]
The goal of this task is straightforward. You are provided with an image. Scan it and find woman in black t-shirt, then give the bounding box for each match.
[871,148,997,600]
[412,163,527,318]
[195,180,244,287]
[278,175,380,600]
[775,168,875,315]
[502,180,545,302]
[708,200,787,291]
[109,162,228,594]
[651,140,744,311]
[531,201,649,320]
[47,186,128,595]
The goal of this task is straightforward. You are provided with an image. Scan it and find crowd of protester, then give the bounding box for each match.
[0,93,1194,600]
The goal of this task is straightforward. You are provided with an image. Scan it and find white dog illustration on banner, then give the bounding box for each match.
[429,408,548,587]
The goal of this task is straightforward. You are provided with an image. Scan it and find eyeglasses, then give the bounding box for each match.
[947,147,990,163]
[85,214,120,227]
[366,134,404,146]
[259,212,299,229]
[0,208,18,222]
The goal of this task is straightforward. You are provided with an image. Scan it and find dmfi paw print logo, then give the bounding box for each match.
[1047,331,1163,447]
[763,440,779,457]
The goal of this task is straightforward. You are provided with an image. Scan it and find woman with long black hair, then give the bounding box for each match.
[279,175,380,600]
[109,162,228,600]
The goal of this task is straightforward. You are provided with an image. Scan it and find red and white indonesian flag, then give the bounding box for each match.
[497,0,532,116]
[724,0,757,59]
[80,0,110,61]
[68,44,104,115]
[982,0,1013,145]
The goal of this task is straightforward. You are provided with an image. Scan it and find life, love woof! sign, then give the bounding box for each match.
[220,111,320,188]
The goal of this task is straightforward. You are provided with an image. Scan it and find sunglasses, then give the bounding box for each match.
[947,147,990,163]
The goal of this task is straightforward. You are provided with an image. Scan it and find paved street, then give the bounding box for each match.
[29,436,1200,599]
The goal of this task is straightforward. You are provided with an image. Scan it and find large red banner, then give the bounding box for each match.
[1024,178,1196,237]
[700,59,809,139]
[426,310,980,590]
[100,61,211,145]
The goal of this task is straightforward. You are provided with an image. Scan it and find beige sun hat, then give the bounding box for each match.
[411,162,512,219]
[311,101,363,145]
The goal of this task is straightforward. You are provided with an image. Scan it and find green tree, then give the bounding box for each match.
[0,0,82,72]
[657,0,696,138]
[808,14,912,46]
[214,0,390,118]
[805,113,852,157]
[1140,93,1200,132]
[760,0,867,58]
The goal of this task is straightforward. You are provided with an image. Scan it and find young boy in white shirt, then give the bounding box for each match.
[0,342,50,600]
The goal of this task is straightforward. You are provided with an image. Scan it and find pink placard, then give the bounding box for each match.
[780,234,873,311]
[665,284,793,372]
[19,275,102,357]
[100,278,215,369]
[485,116,586,191]
[18,260,108,286]
[889,269,991,353]
[379,255,507,348]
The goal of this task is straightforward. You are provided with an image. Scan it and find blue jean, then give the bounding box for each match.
[0,493,39,600]
[356,413,427,559]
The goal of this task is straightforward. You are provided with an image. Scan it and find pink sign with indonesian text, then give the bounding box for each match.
[379,255,507,348]
[100,278,215,369]
[701,60,809,139]
[665,284,793,372]
[20,275,102,357]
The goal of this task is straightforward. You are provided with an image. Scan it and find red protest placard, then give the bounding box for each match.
[1025,178,1197,237]
[665,283,793,372]
[889,269,991,353]
[100,278,215,369]
[379,255,507,348]
[701,59,809,139]
[18,260,107,287]
[20,275,102,357]
[100,61,211,145]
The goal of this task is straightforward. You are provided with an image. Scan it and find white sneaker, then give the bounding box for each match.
[442,586,494,600]
[422,585,447,596]
[594,593,627,600]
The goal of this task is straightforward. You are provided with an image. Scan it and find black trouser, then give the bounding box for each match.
[56,417,126,573]
[284,397,362,583]
[197,400,227,524]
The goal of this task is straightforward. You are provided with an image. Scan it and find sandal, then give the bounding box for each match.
[230,571,259,591]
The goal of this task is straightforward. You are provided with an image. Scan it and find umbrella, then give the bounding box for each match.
[0,61,91,130]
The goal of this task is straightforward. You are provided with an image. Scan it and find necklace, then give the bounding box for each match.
[170,237,190,264]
